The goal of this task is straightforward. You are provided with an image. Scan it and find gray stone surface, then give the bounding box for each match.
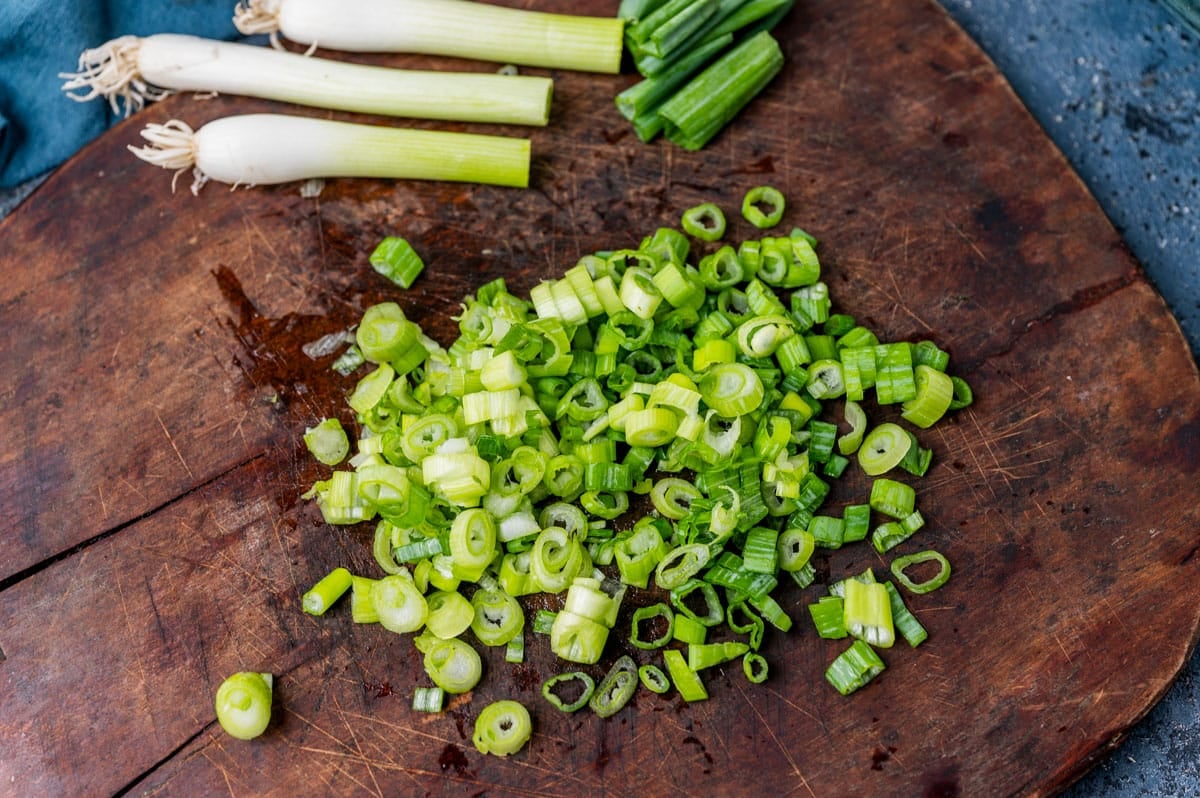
[2,2,1198,795]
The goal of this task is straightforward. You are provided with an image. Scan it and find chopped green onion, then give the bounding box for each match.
[726,600,765,647]
[688,640,749,671]
[631,602,675,649]
[874,343,917,404]
[883,581,928,648]
[214,671,273,740]
[424,589,475,640]
[891,549,952,594]
[825,639,886,695]
[949,376,974,410]
[301,567,353,616]
[663,649,708,701]
[589,655,640,718]
[750,592,793,632]
[741,526,779,574]
[532,609,558,635]
[298,186,976,741]
[351,576,380,624]
[672,613,709,645]
[472,700,532,757]
[742,652,769,684]
[671,578,724,627]
[421,636,483,694]
[448,508,497,582]
[505,632,526,663]
[857,422,912,476]
[872,519,916,554]
[842,503,871,543]
[741,185,785,228]
[837,400,867,455]
[809,515,845,549]
[842,579,894,648]
[639,664,672,693]
[542,671,596,713]
[369,236,426,289]
[901,364,955,428]
[699,362,764,417]
[681,202,727,241]
[471,588,525,646]
[869,478,917,520]
[303,418,350,466]
[550,583,614,664]
[372,573,429,634]
[412,686,444,713]
[809,595,847,639]
[655,542,712,590]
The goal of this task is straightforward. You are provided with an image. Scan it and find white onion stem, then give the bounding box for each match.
[234,0,625,74]
[61,34,553,126]
[128,114,531,194]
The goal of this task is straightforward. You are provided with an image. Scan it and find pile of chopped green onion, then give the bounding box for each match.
[615,0,794,149]
[296,186,971,752]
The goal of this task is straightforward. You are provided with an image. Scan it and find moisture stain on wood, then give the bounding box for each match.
[438,743,472,777]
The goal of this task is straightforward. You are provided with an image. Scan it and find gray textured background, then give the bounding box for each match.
[2,2,1198,795]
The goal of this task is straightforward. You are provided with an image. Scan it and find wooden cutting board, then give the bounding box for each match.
[3,1,1198,795]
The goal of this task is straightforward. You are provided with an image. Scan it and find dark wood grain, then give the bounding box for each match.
[2,1,1198,796]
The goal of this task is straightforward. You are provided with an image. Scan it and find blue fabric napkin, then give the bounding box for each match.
[0,0,237,188]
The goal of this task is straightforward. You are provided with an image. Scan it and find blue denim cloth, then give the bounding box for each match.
[0,0,235,187]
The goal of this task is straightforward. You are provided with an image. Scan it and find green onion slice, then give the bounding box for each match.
[472,700,532,757]
[589,655,640,718]
[825,639,886,696]
[663,649,708,702]
[699,362,765,417]
[542,671,596,713]
[742,185,786,228]
[301,567,353,616]
[372,573,429,634]
[639,664,671,694]
[891,549,952,594]
[630,602,675,649]
[857,422,912,476]
[412,686,444,713]
[303,418,350,466]
[422,636,483,694]
[214,671,273,740]
[681,202,727,241]
[743,652,769,684]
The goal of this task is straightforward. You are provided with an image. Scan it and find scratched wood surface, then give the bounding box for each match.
[2,1,1199,796]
